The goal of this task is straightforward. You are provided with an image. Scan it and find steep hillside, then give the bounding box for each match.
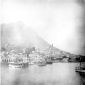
[1,22,49,50]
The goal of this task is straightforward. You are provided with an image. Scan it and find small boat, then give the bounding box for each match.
[46,61,53,64]
[8,61,29,68]
[37,62,47,66]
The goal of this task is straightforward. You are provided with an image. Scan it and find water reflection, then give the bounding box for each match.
[1,63,82,85]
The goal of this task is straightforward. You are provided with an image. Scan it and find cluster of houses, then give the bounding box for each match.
[1,47,47,65]
[1,45,70,67]
[1,50,28,65]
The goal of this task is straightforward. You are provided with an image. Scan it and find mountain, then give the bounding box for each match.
[1,22,49,50]
[1,22,84,59]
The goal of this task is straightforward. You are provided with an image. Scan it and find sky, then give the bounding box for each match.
[1,0,85,55]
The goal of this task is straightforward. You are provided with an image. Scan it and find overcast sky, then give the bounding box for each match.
[1,0,85,55]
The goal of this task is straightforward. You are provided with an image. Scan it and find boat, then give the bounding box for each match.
[75,62,85,78]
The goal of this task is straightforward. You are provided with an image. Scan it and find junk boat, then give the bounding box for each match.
[75,62,85,77]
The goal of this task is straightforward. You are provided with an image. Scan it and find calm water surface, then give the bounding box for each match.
[1,63,82,85]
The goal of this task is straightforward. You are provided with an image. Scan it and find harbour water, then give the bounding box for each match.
[1,63,83,85]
